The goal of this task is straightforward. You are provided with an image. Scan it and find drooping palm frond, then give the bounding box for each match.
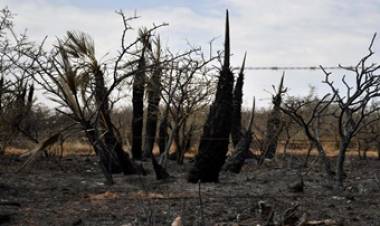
[64,31,100,87]
[231,52,247,146]
[57,41,77,94]
[53,31,103,116]
[18,133,61,172]
[65,31,95,60]
[154,36,161,62]
[59,76,81,116]
[76,70,92,107]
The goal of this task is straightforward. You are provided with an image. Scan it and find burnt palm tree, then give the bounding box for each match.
[231,53,247,147]
[131,29,150,160]
[143,37,162,159]
[188,10,235,183]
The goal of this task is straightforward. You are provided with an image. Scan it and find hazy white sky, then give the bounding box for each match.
[1,0,380,107]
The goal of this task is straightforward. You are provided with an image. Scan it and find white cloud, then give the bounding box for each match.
[1,0,380,107]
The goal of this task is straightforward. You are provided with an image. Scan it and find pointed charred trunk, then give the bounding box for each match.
[131,50,146,160]
[261,75,285,160]
[231,53,246,147]
[262,108,281,159]
[188,10,234,183]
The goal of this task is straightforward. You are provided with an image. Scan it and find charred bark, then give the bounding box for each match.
[177,123,193,165]
[225,129,252,173]
[131,48,146,160]
[143,59,162,158]
[94,67,137,175]
[152,155,170,180]
[261,75,285,161]
[84,126,114,185]
[231,53,246,147]
[336,139,350,188]
[0,77,3,113]
[158,105,169,154]
[225,98,255,173]
[188,10,234,183]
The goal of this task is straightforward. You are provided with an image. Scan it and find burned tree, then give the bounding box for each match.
[279,90,335,179]
[356,112,380,160]
[159,47,215,166]
[353,108,380,161]
[91,42,134,175]
[231,53,247,147]
[131,29,150,160]
[188,10,235,183]
[23,31,140,184]
[0,79,35,154]
[320,33,380,187]
[158,104,170,154]
[260,74,286,162]
[18,13,167,183]
[0,8,38,154]
[135,37,172,179]
[225,98,255,173]
[143,37,162,159]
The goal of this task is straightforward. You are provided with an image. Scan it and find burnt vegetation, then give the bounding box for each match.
[0,7,380,226]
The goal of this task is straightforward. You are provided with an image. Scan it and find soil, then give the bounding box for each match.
[0,153,379,226]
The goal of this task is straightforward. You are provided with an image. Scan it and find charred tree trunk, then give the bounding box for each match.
[0,77,3,113]
[231,53,246,147]
[173,125,181,160]
[188,10,234,183]
[152,155,170,180]
[0,77,3,155]
[94,67,137,175]
[224,129,252,173]
[143,58,162,158]
[261,75,285,161]
[225,98,255,173]
[303,142,314,168]
[177,123,193,165]
[336,139,350,188]
[142,39,163,159]
[158,105,169,154]
[131,49,146,160]
[159,123,178,167]
[357,140,363,160]
[84,125,114,185]
[313,138,334,179]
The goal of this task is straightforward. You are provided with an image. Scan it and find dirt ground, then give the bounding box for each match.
[0,151,379,226]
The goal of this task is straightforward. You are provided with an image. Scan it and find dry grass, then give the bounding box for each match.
[60,142,94,156]
[4,141,95,157]
[3,147,28,156]
[276,144,379,158]
[4,141,378,159]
